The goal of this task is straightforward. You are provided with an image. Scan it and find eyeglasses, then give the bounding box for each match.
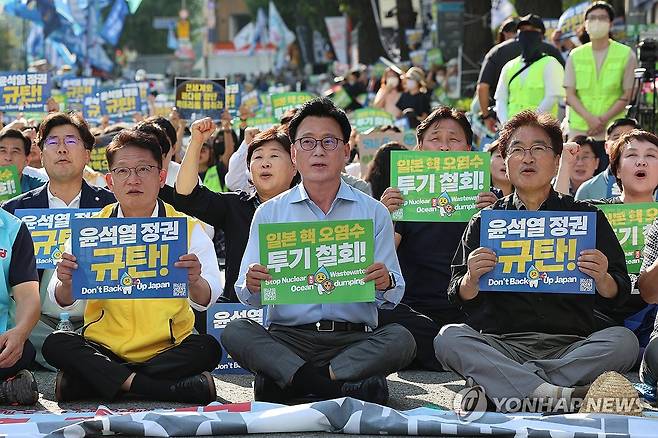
[586,14,610,22]
[297,136,344,151]
[507,145,553,160]
[576,155,596,162]
[44,135,82,148]
[110,164,160,180]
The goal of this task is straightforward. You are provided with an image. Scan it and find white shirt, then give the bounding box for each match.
[495,56,565,124]
[39,185,84,319]
[48,202,223,312]
[47,185,82,209]
[225,139,250,192]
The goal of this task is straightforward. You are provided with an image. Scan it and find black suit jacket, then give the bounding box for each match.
[2,180,116,214]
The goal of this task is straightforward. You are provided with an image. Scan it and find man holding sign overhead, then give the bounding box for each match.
[42,129,222,404]
[435,111,636,412]
[222,98,415,405]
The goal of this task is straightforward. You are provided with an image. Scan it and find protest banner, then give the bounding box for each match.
[389,151,489,222]
[152,95,175,117]
[206,303,267,375]
[99,86,142,117]
[0,71,50,111]
[270,92,314,120]
[82,94,101,124]
[245,115,278,131]
[351,108,395,133]
[357,129,416,177]
[599,203,658,274]
[409,49,427,68]
[71,217,188,300]
[479,210,597,294]
[325,85,352,109]
[61,77,99,103]
[426,48,444,67]
[259,220,374,305]
[15,208,99,269]
[241,89,261,112]
[0,165,21,202]
[89,142,109,173]
[225,83,242,117]
[557,1,588,38]
[175,77,226,120]
[122,82,150,114]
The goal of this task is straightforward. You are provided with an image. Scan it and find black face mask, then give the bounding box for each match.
[518,31,543,61]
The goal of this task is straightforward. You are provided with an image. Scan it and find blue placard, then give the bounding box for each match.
[206,303,266,375]
[82,94,101,123]
[15,208,100,269]
[99,86,142,117]
[0,71,51,111]
[71,217,188,300]
[61,77,99,103]
[226,83,242,117]
[479,210,597,294]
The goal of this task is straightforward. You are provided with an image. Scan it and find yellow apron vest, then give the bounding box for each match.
[81,202,198,362]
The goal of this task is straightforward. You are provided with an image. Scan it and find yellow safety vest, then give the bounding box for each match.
[203,165,225,193]
[81,202,198,363]
[505,56,558,119]
[569,40,631,132]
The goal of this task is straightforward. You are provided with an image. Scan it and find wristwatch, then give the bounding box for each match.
[384,272,396,291]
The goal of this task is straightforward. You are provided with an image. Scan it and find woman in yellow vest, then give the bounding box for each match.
[564,2,637,140]
[495,14,565,125]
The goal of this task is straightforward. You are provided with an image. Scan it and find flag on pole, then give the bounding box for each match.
[167,23,179,50]
[100,0,129,46]
[269,1,295,71]
[249,7,267,55]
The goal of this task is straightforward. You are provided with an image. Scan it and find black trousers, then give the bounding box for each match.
[42,332,221,400]
[378,303,465,371]
[0,340,36,380]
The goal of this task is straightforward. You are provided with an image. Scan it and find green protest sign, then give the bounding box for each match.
[259,220,375,305]
[270,92,314,120]
[427,48,444,67]
[390,151,490,222]
[0,165,22,201]
[327,86,352,109]
[599,203,658,274]
[351,108,395,133]
[246,115,278,131]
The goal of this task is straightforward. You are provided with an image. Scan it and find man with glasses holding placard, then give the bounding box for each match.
[42,128,222,403]
[435,111,637,413]
[3,112,115,371]
[221,98,415,405]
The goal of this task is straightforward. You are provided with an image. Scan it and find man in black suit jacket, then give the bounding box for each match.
[2,112,116,370]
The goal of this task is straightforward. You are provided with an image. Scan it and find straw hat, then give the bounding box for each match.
[578,372,642,416]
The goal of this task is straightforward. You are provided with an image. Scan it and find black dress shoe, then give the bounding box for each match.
[253,374,297,404]
[341,375,388,405]
[169,371,216,405]
[55,371,95,402]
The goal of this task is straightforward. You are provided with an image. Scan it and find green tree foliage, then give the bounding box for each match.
[0,17,23,70]
[118,0,203,54]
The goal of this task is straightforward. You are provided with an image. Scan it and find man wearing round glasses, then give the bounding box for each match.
[42,129,222,404]
[222,97,414,405]
[435,110,636,413]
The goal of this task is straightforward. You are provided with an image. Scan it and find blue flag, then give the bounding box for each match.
[167,23,178,50]
[2,0,43,24]
[100,0,129,46]
[36,0,63,37]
